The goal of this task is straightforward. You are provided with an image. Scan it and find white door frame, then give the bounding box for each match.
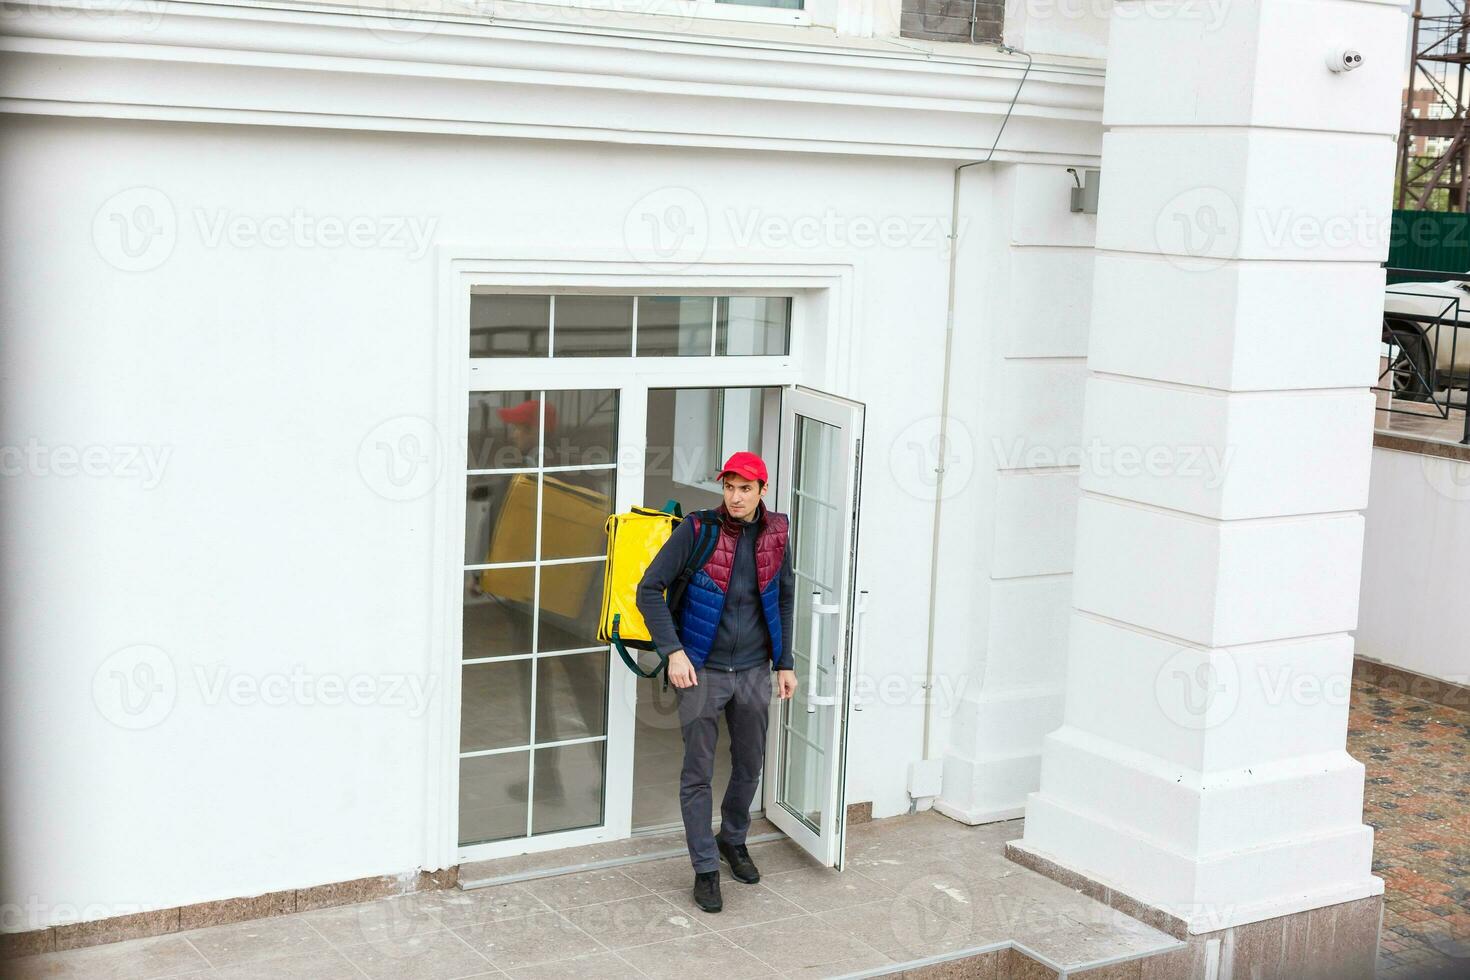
[427,253,856,870]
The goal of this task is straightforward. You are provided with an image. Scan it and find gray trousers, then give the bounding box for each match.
[675,663,772,873]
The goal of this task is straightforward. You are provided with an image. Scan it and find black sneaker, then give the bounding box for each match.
[717,839,760,884]
[693,870,722,912]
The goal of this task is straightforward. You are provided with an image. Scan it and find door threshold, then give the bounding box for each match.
[458,817,784,890]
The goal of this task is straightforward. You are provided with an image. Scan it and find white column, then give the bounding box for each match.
[1017,0,1407,932]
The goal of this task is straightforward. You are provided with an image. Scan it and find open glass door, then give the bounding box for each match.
[766,385,865,869]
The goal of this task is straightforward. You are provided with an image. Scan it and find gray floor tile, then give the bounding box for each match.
[816,896,974,959]
[183,915,331,968]
[759,865,894,913]
[560,893,708,949]
[502,950,643,980]
[210,947,366,980]
[620,855,695,893]
[8,934,211,980]
[432,885,550,929]
[777,947,898,978]
[302,892,448,947]
[338,929,496,979]
[15,811,1182,980]
[454,910,605,970]
[722,914,884,971]
[846,847,978,893]
[614,932,776,979]
[742,840,823,876]
[521,870,651,910]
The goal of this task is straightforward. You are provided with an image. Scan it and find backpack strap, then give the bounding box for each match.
[667,510,720,615]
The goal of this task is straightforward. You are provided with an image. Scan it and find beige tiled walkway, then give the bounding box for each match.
[9,813,1180,979]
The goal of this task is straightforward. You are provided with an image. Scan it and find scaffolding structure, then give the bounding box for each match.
[1399,0,1470,210]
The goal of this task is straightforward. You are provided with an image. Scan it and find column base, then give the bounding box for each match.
[1006,840,1382,979]
[936,685,1062,824]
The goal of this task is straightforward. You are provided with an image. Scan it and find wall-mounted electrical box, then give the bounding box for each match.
[1070,168,1101,214]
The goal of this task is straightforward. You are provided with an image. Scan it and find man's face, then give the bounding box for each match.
[506,421,537,455]
[722,474,766,519]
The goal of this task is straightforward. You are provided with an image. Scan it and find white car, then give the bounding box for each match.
[1382,278,1470,397]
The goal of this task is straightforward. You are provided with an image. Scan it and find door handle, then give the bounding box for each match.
[806,590,839,712]
[852,589,869,711]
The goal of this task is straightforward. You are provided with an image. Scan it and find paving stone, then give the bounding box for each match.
[1350,679,1470,976]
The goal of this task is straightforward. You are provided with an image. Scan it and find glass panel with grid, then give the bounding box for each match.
[469,293,791,359]
[459,388,617,847]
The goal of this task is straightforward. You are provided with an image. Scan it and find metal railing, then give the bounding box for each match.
[1379,267,1470,445]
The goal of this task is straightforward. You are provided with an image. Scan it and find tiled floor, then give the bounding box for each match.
[7,814,1179,979]
[1351,677,1470,979]
[1377,403,1470,446]
[15,679,1470,978]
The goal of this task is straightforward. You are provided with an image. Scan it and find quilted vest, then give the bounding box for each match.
[676,501,789,668]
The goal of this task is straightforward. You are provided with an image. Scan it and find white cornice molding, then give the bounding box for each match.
[0,0,1105,160]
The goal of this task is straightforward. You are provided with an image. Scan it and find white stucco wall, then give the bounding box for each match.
[0,111,1087,925]
[932,162,1094,825]
[0,0,1109,929]
[1357,446,1470,685]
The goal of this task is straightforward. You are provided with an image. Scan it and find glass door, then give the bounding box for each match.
[459,389,618,850]
[765,385,865,868]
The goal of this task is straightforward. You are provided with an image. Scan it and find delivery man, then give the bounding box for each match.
[635,451,796,913]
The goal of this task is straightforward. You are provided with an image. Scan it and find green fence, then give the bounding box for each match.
[1388,210,1470,283]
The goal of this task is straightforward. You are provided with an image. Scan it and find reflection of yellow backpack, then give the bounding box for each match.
[598,500,719,686]
[480,473,609,618]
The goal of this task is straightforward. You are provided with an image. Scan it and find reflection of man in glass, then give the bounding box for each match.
[497,398,553,468]
[635,452,796,914]
[487,398,608,811]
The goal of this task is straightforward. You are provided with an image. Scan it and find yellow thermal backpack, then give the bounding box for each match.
[598,499,720,687]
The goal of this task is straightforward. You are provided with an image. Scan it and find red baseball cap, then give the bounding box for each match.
[718,451,768,484]
[496,399,557,433]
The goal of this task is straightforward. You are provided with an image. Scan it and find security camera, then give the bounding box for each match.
[1327,47,1364,72]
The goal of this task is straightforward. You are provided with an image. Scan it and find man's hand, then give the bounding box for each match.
[776,669,798,700]
[667,650,697,689]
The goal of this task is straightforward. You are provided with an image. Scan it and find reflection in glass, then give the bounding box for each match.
[464,569,534,660]
[532,742,606,835]
[461,660,531,753]
[538,470,613,561]
[644,387,769,490]
[552,295,634,358]
[777,411,842,835]
[792,418,841,589]
[780,699,824,831]
[537,561,605,653]
[459,751,530,845]
[471,294,550,358]
[458,385,621,846]
[542,389,619,468]
[468,390,541,470]
[535,651,608,744]
[636,296,715,356]
[717,297,791,355]
[468,473,538,566]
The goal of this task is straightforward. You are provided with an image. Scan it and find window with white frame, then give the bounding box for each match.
[469,293,792,359]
